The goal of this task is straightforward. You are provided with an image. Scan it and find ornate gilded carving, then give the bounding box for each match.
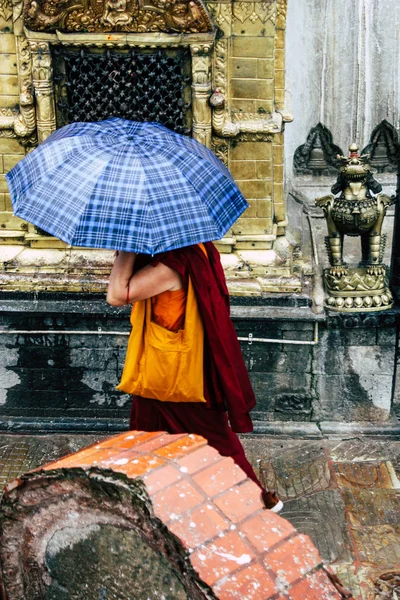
[294,123,343,176]
[275,0,286,29]
[210,88,282,139]
[213,38,228,93]
[316,144,395,312]
[211,135,228,166]
[0,109,18,138]
[30,40,56,142]
[0,35,36,144]
[15,35,37,144]
[0,0,12,20]
[362,120,399,174]
[23,0,214,34]
[232,1,274,25]
[205,2,231,36]
[190,43,212,146]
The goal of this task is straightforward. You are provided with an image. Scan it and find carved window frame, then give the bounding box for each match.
[25,28,215,148]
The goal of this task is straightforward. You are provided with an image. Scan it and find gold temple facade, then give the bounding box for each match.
[0,0,297,294]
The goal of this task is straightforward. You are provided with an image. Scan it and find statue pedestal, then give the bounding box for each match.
[324,267,393,312]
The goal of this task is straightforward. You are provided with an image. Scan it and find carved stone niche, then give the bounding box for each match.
[362,120,400,174]
[294,123,343,177]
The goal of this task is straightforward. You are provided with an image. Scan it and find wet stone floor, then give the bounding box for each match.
[0,433,399,599]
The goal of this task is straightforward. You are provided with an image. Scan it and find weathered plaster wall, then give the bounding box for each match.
[285,0,400,185]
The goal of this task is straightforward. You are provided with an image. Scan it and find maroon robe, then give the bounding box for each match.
[145,242,256,433]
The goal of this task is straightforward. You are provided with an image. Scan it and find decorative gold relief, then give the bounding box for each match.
[210,88,282,139]
[275,0,286,29]
[0,34,36,144]
[0,0,12,20]
[213,38,228,93]
[205,2,231,36]
[30,40,56,142]
[23,0,214,34]
[232,1,274,25]
[316,144,395,312]
[191,43,212,147]
[211,135,228,166]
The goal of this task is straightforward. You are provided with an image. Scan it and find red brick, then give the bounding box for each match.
[130,433,186,454]
[191,530,255,586]
[213,562,277,599]
[154,434,207,459]
[152,480,205,523]
[143,464,183,495]
[44,446,112,469]
[97,448,143,467]
[177,445,223,475]
[241,512,295,553]
[288,569,342,600]
[265,534,322,586]
[168,503,230,547]
[192,457,247,497]
[117,454,166,478]
[214,480,264,523]
[99,431,162,449]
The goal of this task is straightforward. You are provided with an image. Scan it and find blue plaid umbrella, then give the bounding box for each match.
[6,118,248,254]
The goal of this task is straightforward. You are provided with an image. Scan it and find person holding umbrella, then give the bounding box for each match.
[6,117,282,512]
[107,243,283,513]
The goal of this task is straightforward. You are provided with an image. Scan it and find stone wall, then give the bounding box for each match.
[0,297,396,429]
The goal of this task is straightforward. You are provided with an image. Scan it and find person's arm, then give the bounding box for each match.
[106,251,182,306]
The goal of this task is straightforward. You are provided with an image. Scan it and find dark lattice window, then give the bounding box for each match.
[52,46,192,135]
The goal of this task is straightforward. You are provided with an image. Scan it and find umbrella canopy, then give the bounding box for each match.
[6,118,248,255]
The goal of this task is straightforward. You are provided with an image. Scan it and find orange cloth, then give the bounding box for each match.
[151,288,186,332]
[150,244,207,332]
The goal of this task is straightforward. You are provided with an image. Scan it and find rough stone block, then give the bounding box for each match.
[255,160,272,179]
[0,54,17,75]
[0,95,19,109]
[231,78,273,100]
[0,74,18,95]
[231,98,256,112]
[2,389,69,409]
[30,368,68,391]
[230,159,256,179]
[254,99,274,113]
[273,143,284,164]
[237,179,272,197]
[0,34,16,54]
[3,154,24,171]
[257,58,274,79]
[250,372,311,412]
[274,48,285,70]
[377,327,397,346]
[257,198,273,218]
[313,373,392,422]
[0,173,8,192]
[69,347,119,371]
[231,141,272,160]
[230,57,257,78]
[274,68,285,89]
[16,346,69,369]
[231,35,274,58]
[274,393,312,414]
[232,216,268,234]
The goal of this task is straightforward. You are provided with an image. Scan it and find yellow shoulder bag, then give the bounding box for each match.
[116,277,205,402]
